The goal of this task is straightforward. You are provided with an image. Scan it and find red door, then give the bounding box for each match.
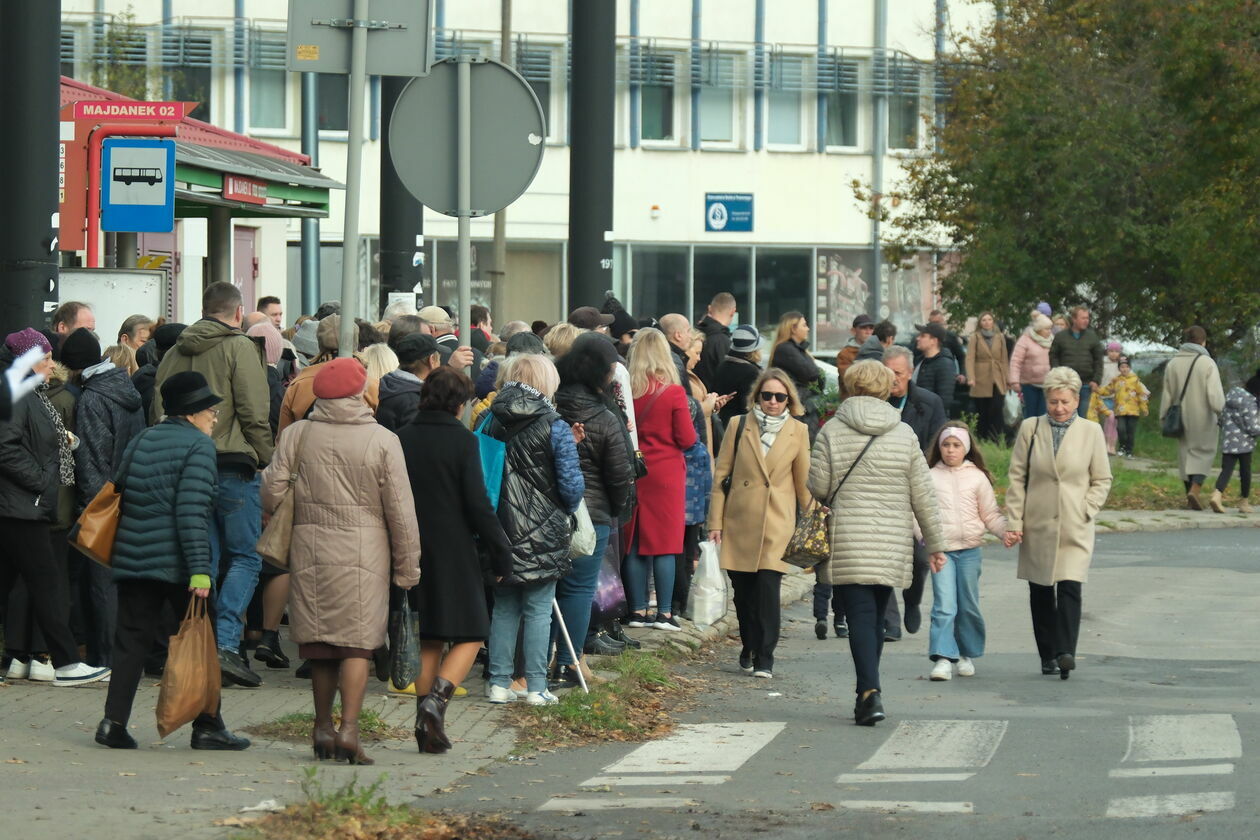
[233,226,259,309]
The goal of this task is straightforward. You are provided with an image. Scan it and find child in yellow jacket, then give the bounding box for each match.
[1095,357,1149,457]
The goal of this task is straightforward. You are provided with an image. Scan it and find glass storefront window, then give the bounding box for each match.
[756,249,812,336]
[693,247,750,327]
[632,246,689,322]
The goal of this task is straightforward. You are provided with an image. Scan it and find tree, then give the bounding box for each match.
[867,0,1260,350]
[89,8,158,101]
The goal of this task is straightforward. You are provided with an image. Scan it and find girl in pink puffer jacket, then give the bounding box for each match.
[924,423,1008,682]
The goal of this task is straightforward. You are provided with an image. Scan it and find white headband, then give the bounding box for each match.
[939,426,972,454]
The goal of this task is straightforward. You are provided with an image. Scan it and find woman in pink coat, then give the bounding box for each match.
[1009,312,1054,418]
[624,329,696,631]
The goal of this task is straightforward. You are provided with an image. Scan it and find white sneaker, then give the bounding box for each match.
[525,690,559,706]
[5,659,30,680]
[752,669,773,679]
[957,657,976,677]
[930,659,953,681]
[486,684,520,704]
[53,662,111,687]
[28,659,55,682]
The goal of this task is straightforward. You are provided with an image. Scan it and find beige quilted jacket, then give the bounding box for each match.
[808,397,945,587]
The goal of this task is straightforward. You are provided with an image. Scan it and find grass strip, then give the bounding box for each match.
[243,706,410,743]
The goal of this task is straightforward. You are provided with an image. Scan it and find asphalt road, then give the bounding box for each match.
[431,528,1260,839]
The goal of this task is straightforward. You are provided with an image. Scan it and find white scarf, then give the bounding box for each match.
[1030,330,1053,349]
[752,406,787,453]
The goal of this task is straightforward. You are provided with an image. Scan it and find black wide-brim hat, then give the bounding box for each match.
[161,371,223,416]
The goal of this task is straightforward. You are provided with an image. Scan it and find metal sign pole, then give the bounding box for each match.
[457,55,472,373]
[338,0,370,358]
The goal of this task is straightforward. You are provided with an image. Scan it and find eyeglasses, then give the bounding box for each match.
[759,391,789,403]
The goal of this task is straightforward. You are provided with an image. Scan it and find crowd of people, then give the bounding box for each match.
[0,285,1255,751]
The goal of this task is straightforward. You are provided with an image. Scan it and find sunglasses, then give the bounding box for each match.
[759,391,789,403]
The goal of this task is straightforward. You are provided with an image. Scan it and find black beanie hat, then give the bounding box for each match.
[609,309,638,340]
[154,322,187,354]
[59,327,102,371]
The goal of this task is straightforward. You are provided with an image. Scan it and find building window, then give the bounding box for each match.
[889,65,921,149]
[639,53,677,142]
[824,59,860,148]
[756,250,813,334]
[698,53,736,144]
[60,27,77,79]
[694,248,751,326]
[767,55,804,147]
[517,46,554,136]
[317,73,349,132]
[632,246,689,321]
[166,30,214,122]
[249,29,287,130]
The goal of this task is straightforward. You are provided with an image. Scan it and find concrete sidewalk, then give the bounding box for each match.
[1093,507,1260,533]
[0,654,514,840]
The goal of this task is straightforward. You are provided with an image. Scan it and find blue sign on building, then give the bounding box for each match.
[101,138,176,233]
[704,193,753,232]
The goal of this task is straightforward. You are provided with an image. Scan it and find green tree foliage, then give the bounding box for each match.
[89,8,158,101]
[870,0,1260,349]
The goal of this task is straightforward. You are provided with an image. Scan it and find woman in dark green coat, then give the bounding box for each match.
[95,371,250,752]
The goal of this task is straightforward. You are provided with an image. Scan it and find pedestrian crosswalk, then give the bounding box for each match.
[537,714,1249,819]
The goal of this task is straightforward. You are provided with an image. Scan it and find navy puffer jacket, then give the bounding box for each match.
[111,418,218,584]
[484,382,575,583]
[75,365,146,512]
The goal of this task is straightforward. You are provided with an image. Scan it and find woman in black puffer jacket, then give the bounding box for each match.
[551,333,634,686]
[770,311,826,442]
[482,354,584,706]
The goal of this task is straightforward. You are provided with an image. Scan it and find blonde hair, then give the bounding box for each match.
[770,311,806,359]
[504,353,560,398]
[844,359,894,400]
[748,368,804,416]
[356,343,399,381]
[689,328,705,348]
[1042,366,1083,398]
[103,344,137,376]
[543,322,584,358]
[627,328,680,398]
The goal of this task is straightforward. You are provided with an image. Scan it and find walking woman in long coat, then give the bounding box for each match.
[966,312,1010,443]
[1159,326,1225,510]
[1004,367,1112,679]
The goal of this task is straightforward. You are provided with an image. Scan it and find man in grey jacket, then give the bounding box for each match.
[1049,306,1104,417]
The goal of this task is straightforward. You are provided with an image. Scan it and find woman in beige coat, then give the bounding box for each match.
[966,312,1010,443]
[1004,366,1111,680]
[261,358,421,765]
[1159,326,1226,509]
[809,361,947,726]
[708,368,811,679]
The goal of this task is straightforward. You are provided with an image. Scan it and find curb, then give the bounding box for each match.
[1093,509,1260,533]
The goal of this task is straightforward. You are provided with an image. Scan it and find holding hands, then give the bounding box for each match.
[1003,530,1023,548]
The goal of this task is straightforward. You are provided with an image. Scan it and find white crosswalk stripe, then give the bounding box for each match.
[1106,714,1241,818]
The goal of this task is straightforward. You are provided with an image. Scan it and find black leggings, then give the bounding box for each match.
[837,584,892,695]
[973,395,1005,443]
[1116,415,1138,455]
[1215,453,1252,498]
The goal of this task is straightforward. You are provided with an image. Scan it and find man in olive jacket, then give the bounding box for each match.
[1049,305,1105,417]
[153,282,274,687]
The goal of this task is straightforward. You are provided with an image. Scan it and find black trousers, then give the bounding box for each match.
[728,570,783,671]
[84,553,117,666]
[838,584,892,695]
[0,519,80,668]
[973,395,1005,443]
[812,580,844,623]
[3,531,67,657]
[1215,453,1253,498]
[884,541,928,634]
[105,579,222,729]
[1116,415,1138,456]
[674,525,701,615]
[1028,581,1082,661]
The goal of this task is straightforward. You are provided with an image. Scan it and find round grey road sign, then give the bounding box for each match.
[388,57,546,217]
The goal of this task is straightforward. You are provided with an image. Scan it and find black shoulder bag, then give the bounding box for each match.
[1161,354,1201,439]
[719,414,748,495]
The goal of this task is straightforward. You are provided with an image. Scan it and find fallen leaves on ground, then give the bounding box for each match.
[234,804,539,840]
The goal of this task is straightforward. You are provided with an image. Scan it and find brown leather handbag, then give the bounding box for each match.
[256,423,311,569]
[69,428,152,567]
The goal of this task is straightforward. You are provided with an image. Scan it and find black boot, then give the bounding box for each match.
[95,718,137,749]
[253,630,290,669]
[416,677,456,754]
[854,691,886,727]
[606,623,641,649]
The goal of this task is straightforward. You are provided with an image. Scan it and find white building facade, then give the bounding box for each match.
[59,0,988,352]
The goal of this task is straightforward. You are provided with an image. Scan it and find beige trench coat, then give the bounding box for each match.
[1159,348,1226,480]
[708,413,812,575]
[261,396,421,650]
[1005,416,1112,585]
[966,331,1010,398]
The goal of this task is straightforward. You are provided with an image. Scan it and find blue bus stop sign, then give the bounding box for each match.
[101,138,176,233]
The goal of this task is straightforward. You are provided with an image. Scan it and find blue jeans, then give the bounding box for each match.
[206,471,263,651]
[1022,384,1046,418]
[489,579,557,693]
[624,548,676,616]
[1077,384,1091,418]
[929,547,985,661]
[552,525,610,666]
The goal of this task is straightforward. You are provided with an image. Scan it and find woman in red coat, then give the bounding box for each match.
[625,329,697,631]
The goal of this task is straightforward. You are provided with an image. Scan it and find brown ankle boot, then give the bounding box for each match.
[416,677,455,754]
[1187,483,1204,510]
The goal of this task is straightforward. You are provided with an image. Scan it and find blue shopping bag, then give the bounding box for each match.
[475,415,506,509]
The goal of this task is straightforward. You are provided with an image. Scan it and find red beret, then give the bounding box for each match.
[312,357,367,400]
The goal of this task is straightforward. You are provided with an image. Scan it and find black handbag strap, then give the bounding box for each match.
[1023,417,1040,490]
[1174,354,1201,407]
[725,414,748,487]
[826,435,876,507]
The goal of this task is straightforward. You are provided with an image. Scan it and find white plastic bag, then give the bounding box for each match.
[687,540,728,627]
[1003,389,1023,427]
[568,499,597,559]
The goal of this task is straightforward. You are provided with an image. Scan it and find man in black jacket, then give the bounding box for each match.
[377,333,441,431]
[694,292,736,390]
[883,344,947,641]
[913,322,959,415]
[660,313,694,386]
